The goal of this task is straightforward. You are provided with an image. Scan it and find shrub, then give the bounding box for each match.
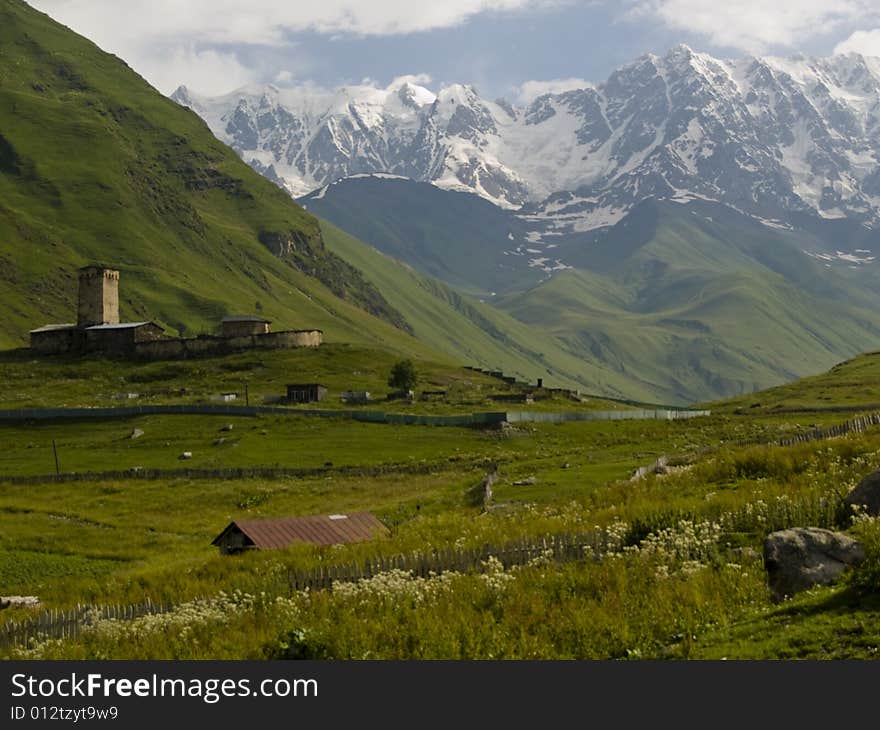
[388,359,418,391]
[848,516,880,594]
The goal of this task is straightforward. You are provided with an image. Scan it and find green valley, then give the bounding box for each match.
[4,0,880,665]
[306,176,880,403]
[2,347,880,659]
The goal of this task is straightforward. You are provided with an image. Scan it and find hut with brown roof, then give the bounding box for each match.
[211,512,389,555]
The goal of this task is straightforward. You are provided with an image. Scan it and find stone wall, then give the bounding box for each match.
[30,327,82,355]
[133,329,323,360]
[134,323,168,343]
[84,328,134,355]
[221,320,270,338]
[85,323,167,355]
[30,326,322,360]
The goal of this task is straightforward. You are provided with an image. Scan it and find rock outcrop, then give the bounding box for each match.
[763,527,865,601]
[845,469,880,517]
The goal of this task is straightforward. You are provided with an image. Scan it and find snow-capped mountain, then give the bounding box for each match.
[172,45,880,234]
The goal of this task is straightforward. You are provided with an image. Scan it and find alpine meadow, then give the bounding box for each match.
[5,0,880,668]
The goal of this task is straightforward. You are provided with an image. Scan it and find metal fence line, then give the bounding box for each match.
[0,404,710,427]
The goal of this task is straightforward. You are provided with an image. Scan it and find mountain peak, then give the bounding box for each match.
[169,84,205,113]
[666,43,695,59]
[395,80,437,107]
[170,84,190,102]
[175,47,880,228]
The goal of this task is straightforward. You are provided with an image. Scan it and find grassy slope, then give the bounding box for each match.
[0,0,421,354]
[320,221,660,397]
[2,0,762,405]
[499,201,880,403]
[0,343,629,412]
[710,350,880,414]
[685,587,880,659]
[3,346,880,656]
[300,176,541,297]
[299,176,880,404]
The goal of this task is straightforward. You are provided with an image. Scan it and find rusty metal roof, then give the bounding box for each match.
[212,512,389,549]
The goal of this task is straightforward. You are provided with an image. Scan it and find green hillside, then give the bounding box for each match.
[499,201,880,403]
[302,175,880,403]
[5,344,880,659]
[301,176,541,296]
[320,221,668,397]
[710,350,880,414]
[0,0,420,353]
[0,0,674,406]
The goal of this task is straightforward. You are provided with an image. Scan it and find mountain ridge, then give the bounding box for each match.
[301,175,880,403]
[173,45,880,247]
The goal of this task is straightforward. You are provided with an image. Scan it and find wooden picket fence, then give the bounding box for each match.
[0,531,608,650]
[734,412,880,449]
[631,412,880,481]
[0,598,172,649]
[281,530,605,594]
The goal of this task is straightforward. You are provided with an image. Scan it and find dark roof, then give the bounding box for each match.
[84,321,154,331]
[212,512,388,549]
[222,315,271,323]
[287,383,327,388]
[30,323,77,334]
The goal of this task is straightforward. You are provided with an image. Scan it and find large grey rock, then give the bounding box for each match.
[845,470,880,516]
[763,527,865,602]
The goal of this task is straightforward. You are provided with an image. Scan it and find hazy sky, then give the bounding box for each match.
[28,0,880,99]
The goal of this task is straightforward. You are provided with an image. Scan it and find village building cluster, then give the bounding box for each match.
[30,265,322,358]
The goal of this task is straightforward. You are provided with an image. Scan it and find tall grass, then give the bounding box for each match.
[4,421,880,659]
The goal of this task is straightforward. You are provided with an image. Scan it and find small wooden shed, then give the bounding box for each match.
[286,383,328,404]
[211,512,389,555]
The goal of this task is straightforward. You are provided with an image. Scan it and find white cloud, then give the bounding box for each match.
[624,0,880,54]
[30,0,562,97]
[31,1,560,44]
[835,29,880,57]
[388,73,434,87]
[517,77,592,103]
[135,46,259,96]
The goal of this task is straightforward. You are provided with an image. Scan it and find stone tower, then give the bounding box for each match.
[77,265,119,327]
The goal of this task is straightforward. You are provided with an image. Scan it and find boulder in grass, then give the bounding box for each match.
[129,428,144,439]
[845,470,880,517]
[513,476,537,486]
[763,527,865,602]
[179,451,193,460]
